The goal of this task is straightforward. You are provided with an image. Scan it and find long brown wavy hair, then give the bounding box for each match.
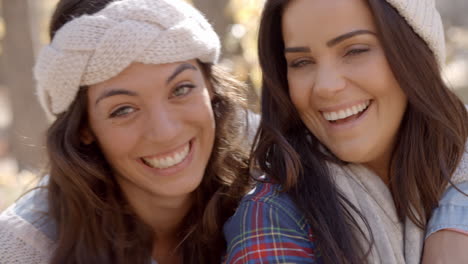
[254,0,468,263]
[44,1,251,263]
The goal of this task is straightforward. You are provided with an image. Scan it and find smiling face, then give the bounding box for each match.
[84,61,215,203]
[282,0,408,176]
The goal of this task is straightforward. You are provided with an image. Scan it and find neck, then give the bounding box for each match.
[125,189,193,232]
[148,202,189,264]
[365,162,389,185]
[120,182,194,262]
[135,194,192,263]
[363,151,392,186]
[152,237,184,264]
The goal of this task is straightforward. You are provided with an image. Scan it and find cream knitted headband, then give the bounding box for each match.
[34,0,220,117]
[384,0,445,66]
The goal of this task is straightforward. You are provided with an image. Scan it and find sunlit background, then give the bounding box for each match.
[1,0,467,211]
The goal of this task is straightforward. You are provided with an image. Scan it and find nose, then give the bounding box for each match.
[313,63,346,99]
[143,105,181,143]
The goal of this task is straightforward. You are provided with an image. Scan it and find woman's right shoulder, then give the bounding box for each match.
[235,181,302,218]
[223,181,320,264]
[0,188,55,264]
[224,181,312,236]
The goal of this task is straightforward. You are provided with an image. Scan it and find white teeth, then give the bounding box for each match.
[175,152,182,162]
[330,112,338,121]
[337,110,346,119]
[322,101,370,121]
[143,143,190,169]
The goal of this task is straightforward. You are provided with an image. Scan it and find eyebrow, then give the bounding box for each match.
[94,63,198,106]
[95,89,137,106]
[166,63,198,84]
[326,29,376,47]
[284,46,311,53]
[284,29,376,53]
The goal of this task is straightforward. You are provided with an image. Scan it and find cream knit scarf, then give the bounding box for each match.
[328,145,468,264]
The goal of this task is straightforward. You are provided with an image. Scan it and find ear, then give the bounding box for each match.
[80,126,95,145]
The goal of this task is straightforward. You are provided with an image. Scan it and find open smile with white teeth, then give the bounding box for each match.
[322,100,371,122]
[142,142,190,169]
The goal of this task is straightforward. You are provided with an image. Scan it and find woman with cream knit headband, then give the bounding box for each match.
[224,0,468,263]
[0,0,253,263]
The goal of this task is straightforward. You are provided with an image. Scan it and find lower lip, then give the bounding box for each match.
[324,101,372,130]
[139,139,195,176]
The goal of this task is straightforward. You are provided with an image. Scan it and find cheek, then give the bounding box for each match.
[288,77,328,142]
[92,123,139,163]
[204,102,216,142]
[355,51,396,94]
[190,92,216,174]
[379,81,408,135]
[288,72,313,111]
[366,57,408,113]
[192,90,216,136]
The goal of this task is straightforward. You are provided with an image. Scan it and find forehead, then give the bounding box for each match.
[87,60,201,97]
[101,60,199,84]
[282,0,376,44]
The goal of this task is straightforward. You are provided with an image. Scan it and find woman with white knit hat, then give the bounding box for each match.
[0,0,253,263]
[224,0,468,263]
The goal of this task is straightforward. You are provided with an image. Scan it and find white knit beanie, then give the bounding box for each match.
[34,0,220,117]
[384,0,446,66]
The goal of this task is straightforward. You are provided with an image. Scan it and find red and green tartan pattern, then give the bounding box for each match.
[223,182,321,263]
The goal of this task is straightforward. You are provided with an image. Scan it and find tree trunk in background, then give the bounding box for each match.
[436,0,468,103]
[192,0,232,53]
[436,0,468,27]
[192,0,260,111]
[1,0,48,172]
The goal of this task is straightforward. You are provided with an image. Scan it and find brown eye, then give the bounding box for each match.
[289,58,314,68]
[345,48,369,57]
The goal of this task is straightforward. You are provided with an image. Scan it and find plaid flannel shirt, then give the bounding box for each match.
[223,182,321,264]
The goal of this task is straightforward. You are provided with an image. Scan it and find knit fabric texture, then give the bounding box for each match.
[385,0,445,66]
[34,0,220,117]
[0,206,54,264]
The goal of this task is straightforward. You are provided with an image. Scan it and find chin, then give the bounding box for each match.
[330,148,369,164]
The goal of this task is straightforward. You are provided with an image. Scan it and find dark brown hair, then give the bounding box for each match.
[254,0,468,263]
[44,0,251,263]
